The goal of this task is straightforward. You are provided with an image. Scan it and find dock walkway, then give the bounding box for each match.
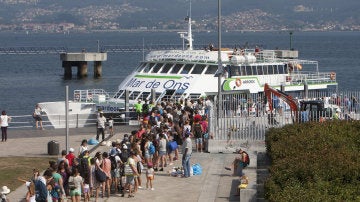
[2,126,265,202]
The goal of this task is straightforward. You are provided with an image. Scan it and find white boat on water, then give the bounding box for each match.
[38,15,337,129]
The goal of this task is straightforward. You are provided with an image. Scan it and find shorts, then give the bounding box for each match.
[144,153,153,159]
[195,138,203,144]
[111,168,120,178]
[159,151,166,156]
[147,176,154,180]
[83,184,90,194]
[70,189,81,196]
[34,115,42,121]
[126,176,135,185]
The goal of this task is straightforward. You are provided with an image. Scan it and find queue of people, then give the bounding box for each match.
[15,97,210,201]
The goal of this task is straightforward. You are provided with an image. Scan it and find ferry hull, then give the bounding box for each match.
[39,101,96,129]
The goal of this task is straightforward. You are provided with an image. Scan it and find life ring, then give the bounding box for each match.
[235,78,242,87]
[330,72,336,80]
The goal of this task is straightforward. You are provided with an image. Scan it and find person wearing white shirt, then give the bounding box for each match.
[0,110,11,142]
[96,112,107,141]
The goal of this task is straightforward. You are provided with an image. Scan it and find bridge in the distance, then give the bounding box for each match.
[0,43,241,54]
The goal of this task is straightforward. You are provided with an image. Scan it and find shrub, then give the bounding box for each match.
[265,121,360,201]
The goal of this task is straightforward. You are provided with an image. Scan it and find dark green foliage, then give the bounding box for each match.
[265,121,360,202]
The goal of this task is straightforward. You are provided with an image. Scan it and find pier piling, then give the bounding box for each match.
[60,52,107,79]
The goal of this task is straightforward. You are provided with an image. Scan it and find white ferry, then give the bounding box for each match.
[38,16,337,128]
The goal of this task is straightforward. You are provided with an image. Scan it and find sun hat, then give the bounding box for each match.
[69,148,75,153]
[0,186,10,194]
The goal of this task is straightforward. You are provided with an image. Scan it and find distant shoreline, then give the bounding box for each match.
[0,29,359,35]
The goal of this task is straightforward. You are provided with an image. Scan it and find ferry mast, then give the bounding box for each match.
[179,0,193,50]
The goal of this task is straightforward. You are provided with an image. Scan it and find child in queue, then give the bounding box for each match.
[146,162,155,190]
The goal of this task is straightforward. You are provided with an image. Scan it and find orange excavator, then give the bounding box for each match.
[264,83,299,123]
[264,83,331,123]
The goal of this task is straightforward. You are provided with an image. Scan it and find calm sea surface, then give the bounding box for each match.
[0,31,359,116]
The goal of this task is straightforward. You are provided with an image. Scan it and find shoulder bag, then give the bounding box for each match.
[95,167,107,182]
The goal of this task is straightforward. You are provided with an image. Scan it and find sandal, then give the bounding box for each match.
[128,195,134,198]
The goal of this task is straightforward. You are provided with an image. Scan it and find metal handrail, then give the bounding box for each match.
[8,112,136,129]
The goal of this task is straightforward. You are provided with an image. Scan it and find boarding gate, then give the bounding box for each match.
[207,90,360,153]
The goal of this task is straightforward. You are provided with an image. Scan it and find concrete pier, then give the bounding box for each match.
[60,52,107,78]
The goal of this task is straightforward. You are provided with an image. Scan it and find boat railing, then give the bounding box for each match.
[288,71,336,85]
[8,112,138,130]
[73,89,116,103]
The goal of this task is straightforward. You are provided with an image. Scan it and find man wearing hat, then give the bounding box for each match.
[96,111,107,141]
[66,148,76,168]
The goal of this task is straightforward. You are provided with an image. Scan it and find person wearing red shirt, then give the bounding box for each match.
[65,148,76,168]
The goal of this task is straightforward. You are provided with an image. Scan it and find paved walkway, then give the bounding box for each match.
[3,126,264,202]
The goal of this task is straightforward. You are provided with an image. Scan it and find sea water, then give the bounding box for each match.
[0,31,359,116]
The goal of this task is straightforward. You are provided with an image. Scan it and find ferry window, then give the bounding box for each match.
[189,93,201,100]
[139,92,150,100]
[240,66,246,76]
[130,91,141,100]
[161,63,173,73]
[245,66,253,75]
[263,65,268,75]
[229,66,240,76]
[155,92,162,100]
[192,64,206,74]
[284,64,288,74]
[205,65,218,74]
[274,65,279,74]
[268,65,273,74]
[151,63,163,73]
[136,63,146,72]
[181,64,194,74]
[113,90,124,99]
[278,65,285,74]
[144,63,155,73]
[257,66,263,75]
[171,64,183,74]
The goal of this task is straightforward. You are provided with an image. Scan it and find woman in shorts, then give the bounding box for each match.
[68,168,83,202]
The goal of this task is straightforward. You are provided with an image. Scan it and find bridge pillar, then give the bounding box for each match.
[60,52,107,79]
[94,61,102,78]
[77,61,88,78]
[63,61,73,79]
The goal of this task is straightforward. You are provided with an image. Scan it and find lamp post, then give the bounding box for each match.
[217,0,222,119]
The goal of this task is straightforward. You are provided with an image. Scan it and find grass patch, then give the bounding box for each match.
[0,157,53,191]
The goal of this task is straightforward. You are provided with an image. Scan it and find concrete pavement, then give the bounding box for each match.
[2,126,265,202]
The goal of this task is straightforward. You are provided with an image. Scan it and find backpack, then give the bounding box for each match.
[110,155,117,170]
[120,151,129,163]
[35,179,47,202]
[79,156,90,179]
[193,123,203,138]
[243,151,250,167]
[148,142,155,155]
